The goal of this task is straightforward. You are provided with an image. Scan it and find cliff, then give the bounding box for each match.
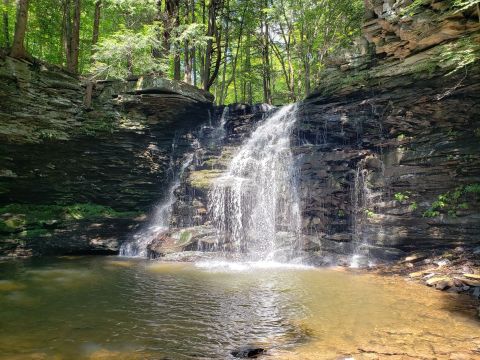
[0,57,213,255]
[157,0,480,264]
[296,0,480,261]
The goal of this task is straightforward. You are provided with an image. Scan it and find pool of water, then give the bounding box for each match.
[0,256,478,359]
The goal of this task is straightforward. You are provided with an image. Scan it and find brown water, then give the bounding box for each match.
[0,257,478,360]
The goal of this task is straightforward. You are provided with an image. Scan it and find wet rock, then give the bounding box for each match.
[458,277,480,287]
[463,274,480,280]
[408,269,436,278]
[403,253,429,264]
[360,245,406,261]
[231,347,266,358]
[426,276,453,290]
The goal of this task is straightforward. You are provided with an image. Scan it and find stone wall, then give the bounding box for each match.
[0,56,213,255]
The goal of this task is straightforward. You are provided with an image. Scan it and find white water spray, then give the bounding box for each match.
[120,153,193,257]
[208,104,302,261]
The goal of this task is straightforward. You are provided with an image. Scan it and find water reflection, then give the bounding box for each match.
[0,257,478,360]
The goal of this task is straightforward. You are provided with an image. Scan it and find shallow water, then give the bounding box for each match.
[0,257,478,360]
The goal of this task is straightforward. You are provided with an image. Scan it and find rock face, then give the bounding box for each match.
[363,0,480,59]
[164,1,480,262]
[170,104,274,229]
[1,1,480,260]
[294,0,480,260]
[0,57,213,255]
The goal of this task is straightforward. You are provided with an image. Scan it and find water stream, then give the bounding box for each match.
[119,153,194,257]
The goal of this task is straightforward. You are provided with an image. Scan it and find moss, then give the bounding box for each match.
[187,169,223,191]
[38,129,70,141]
[20,228,50,238]
[179,230,192,244]
[0,203,139,234]
[79,117,117,136]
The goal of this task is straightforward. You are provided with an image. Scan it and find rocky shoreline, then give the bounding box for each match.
[351,245,480,318]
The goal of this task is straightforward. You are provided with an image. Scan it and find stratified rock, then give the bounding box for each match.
[0,56,213,256]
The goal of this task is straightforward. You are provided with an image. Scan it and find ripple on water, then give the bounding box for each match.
[194,260,314,272]
[0,257,478,360]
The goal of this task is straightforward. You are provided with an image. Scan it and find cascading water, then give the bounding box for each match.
[120,153,193,257]
[350,162,377,268]
[208,104,302,261]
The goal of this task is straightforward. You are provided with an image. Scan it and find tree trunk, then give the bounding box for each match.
[63,0,80,73]
[165,0,180,80]
[152,0,163,58]
[202,0,214,90]
[173,3,181,80]
[203,0,221,91]
[184,44,191,83]
[219,0,229,104]
[62,0,72,68]
[83,80,94,109]
[304,54,311,96]
[10,0,28,58]
[70,0,81,73]
[91,0,101,52]
[261,2,272,105]
[183,1,192,84]
[2,0,9,48]
[245,31,252,104]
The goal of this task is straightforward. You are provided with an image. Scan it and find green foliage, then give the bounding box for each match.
[38,129,70,141]
[465,183,480,193]
[423,183,480,217]
[364,209,375,218]
[394,192,410,202]
[0,203,139,234]
[170,23,210,53]
[404,0,480,15]
[90,24,168,79]
[1,0,365,103]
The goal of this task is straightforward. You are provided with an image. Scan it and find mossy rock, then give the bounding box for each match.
[187,169,224,192]
[0,203,140,235]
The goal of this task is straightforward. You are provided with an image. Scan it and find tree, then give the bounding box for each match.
[10,0,28,58]
[3,0,365,103]
[202,0,222,91]
[260,2,272,104]
[164,0,181,80]
[62,0,81,73]
[90,24,167,79]
[2,0,9,48]
[92,0,101,51]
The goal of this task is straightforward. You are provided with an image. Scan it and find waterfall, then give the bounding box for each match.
[350,163,373,267]
[120,153,193,257]
[208,104,302,261]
